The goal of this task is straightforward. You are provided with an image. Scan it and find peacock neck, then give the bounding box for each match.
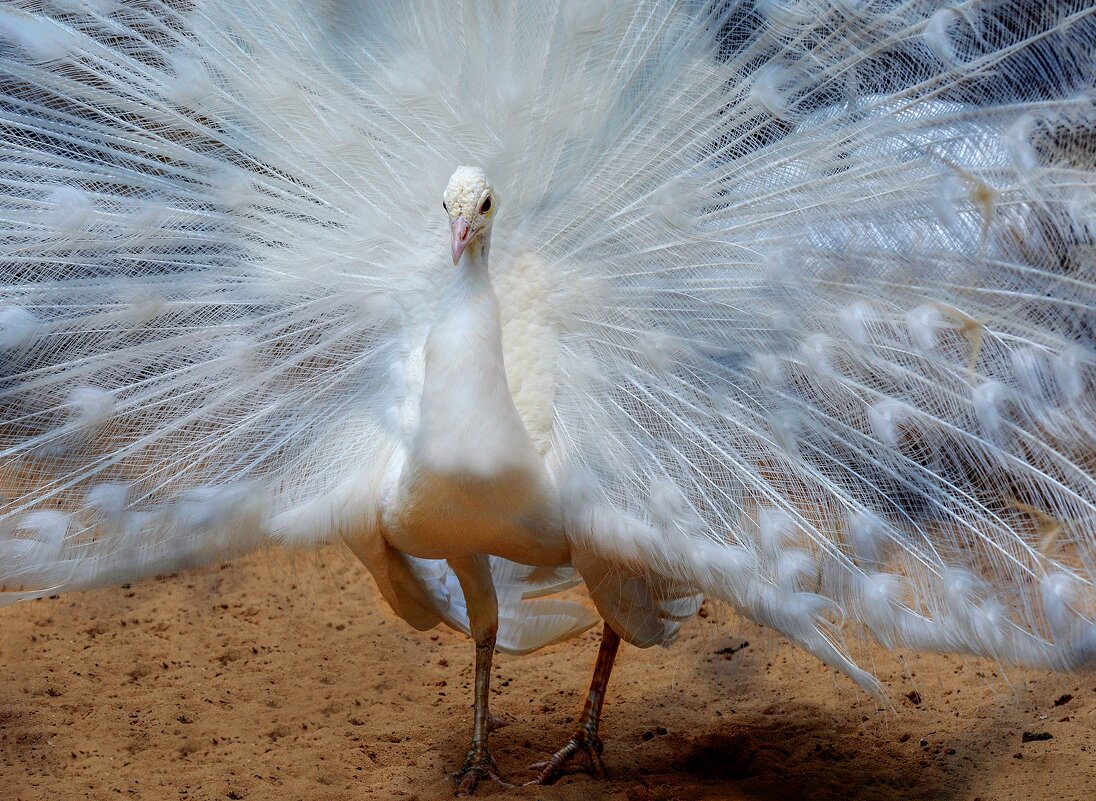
[411,230,536,476]
[448,234,492,300]
[431,234,498,346]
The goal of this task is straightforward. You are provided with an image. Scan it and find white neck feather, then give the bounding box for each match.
[411,233,539,477]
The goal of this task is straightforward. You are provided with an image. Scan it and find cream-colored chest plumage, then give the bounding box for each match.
[383,245,568,567]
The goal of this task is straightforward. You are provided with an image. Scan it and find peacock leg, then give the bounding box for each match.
[449,556,510,796]
[527,623,621,785]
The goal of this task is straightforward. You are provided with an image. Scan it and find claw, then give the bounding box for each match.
[526,625,621,786]
[525,730,608,786]
[454,745,511,796]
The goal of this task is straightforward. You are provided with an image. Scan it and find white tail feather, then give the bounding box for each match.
[0,1,1093,690]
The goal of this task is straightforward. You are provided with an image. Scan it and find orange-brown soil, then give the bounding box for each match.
[2,547,1093,800]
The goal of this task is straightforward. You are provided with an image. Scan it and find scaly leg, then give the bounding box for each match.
[449,556,510,796]
[527,623,621,785]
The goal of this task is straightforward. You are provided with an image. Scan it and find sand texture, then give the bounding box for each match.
[2,547,1093,801]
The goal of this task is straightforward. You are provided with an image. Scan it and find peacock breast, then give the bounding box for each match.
[384,458,568,566]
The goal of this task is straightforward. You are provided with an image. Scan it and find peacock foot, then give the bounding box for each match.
[453,744,509,797]
[525,728,607,785]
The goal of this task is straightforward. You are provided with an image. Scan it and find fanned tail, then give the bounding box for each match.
[0,1,1093,689]
[543,0,1096,689]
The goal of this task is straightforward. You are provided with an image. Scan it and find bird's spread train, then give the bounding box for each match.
[0,0,1094,793]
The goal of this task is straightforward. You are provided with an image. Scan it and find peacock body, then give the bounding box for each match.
[0,0,1094,791]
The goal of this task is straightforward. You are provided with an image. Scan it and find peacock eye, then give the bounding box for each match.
[479,195,491,214]
[442,201,448,213]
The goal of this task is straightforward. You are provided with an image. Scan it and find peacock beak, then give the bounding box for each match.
[451,216,473,264]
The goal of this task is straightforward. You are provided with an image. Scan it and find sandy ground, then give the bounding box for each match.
[1,546,1093,801]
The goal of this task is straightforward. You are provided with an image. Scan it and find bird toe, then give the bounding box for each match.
[453,746,510,796]
[526,731,607,785]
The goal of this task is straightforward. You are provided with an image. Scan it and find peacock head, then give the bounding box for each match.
[443,166,497,264]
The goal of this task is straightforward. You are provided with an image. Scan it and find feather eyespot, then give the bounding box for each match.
[479,195,491,214]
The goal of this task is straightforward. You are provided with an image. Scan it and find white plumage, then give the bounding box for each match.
[0,0,1094,792]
